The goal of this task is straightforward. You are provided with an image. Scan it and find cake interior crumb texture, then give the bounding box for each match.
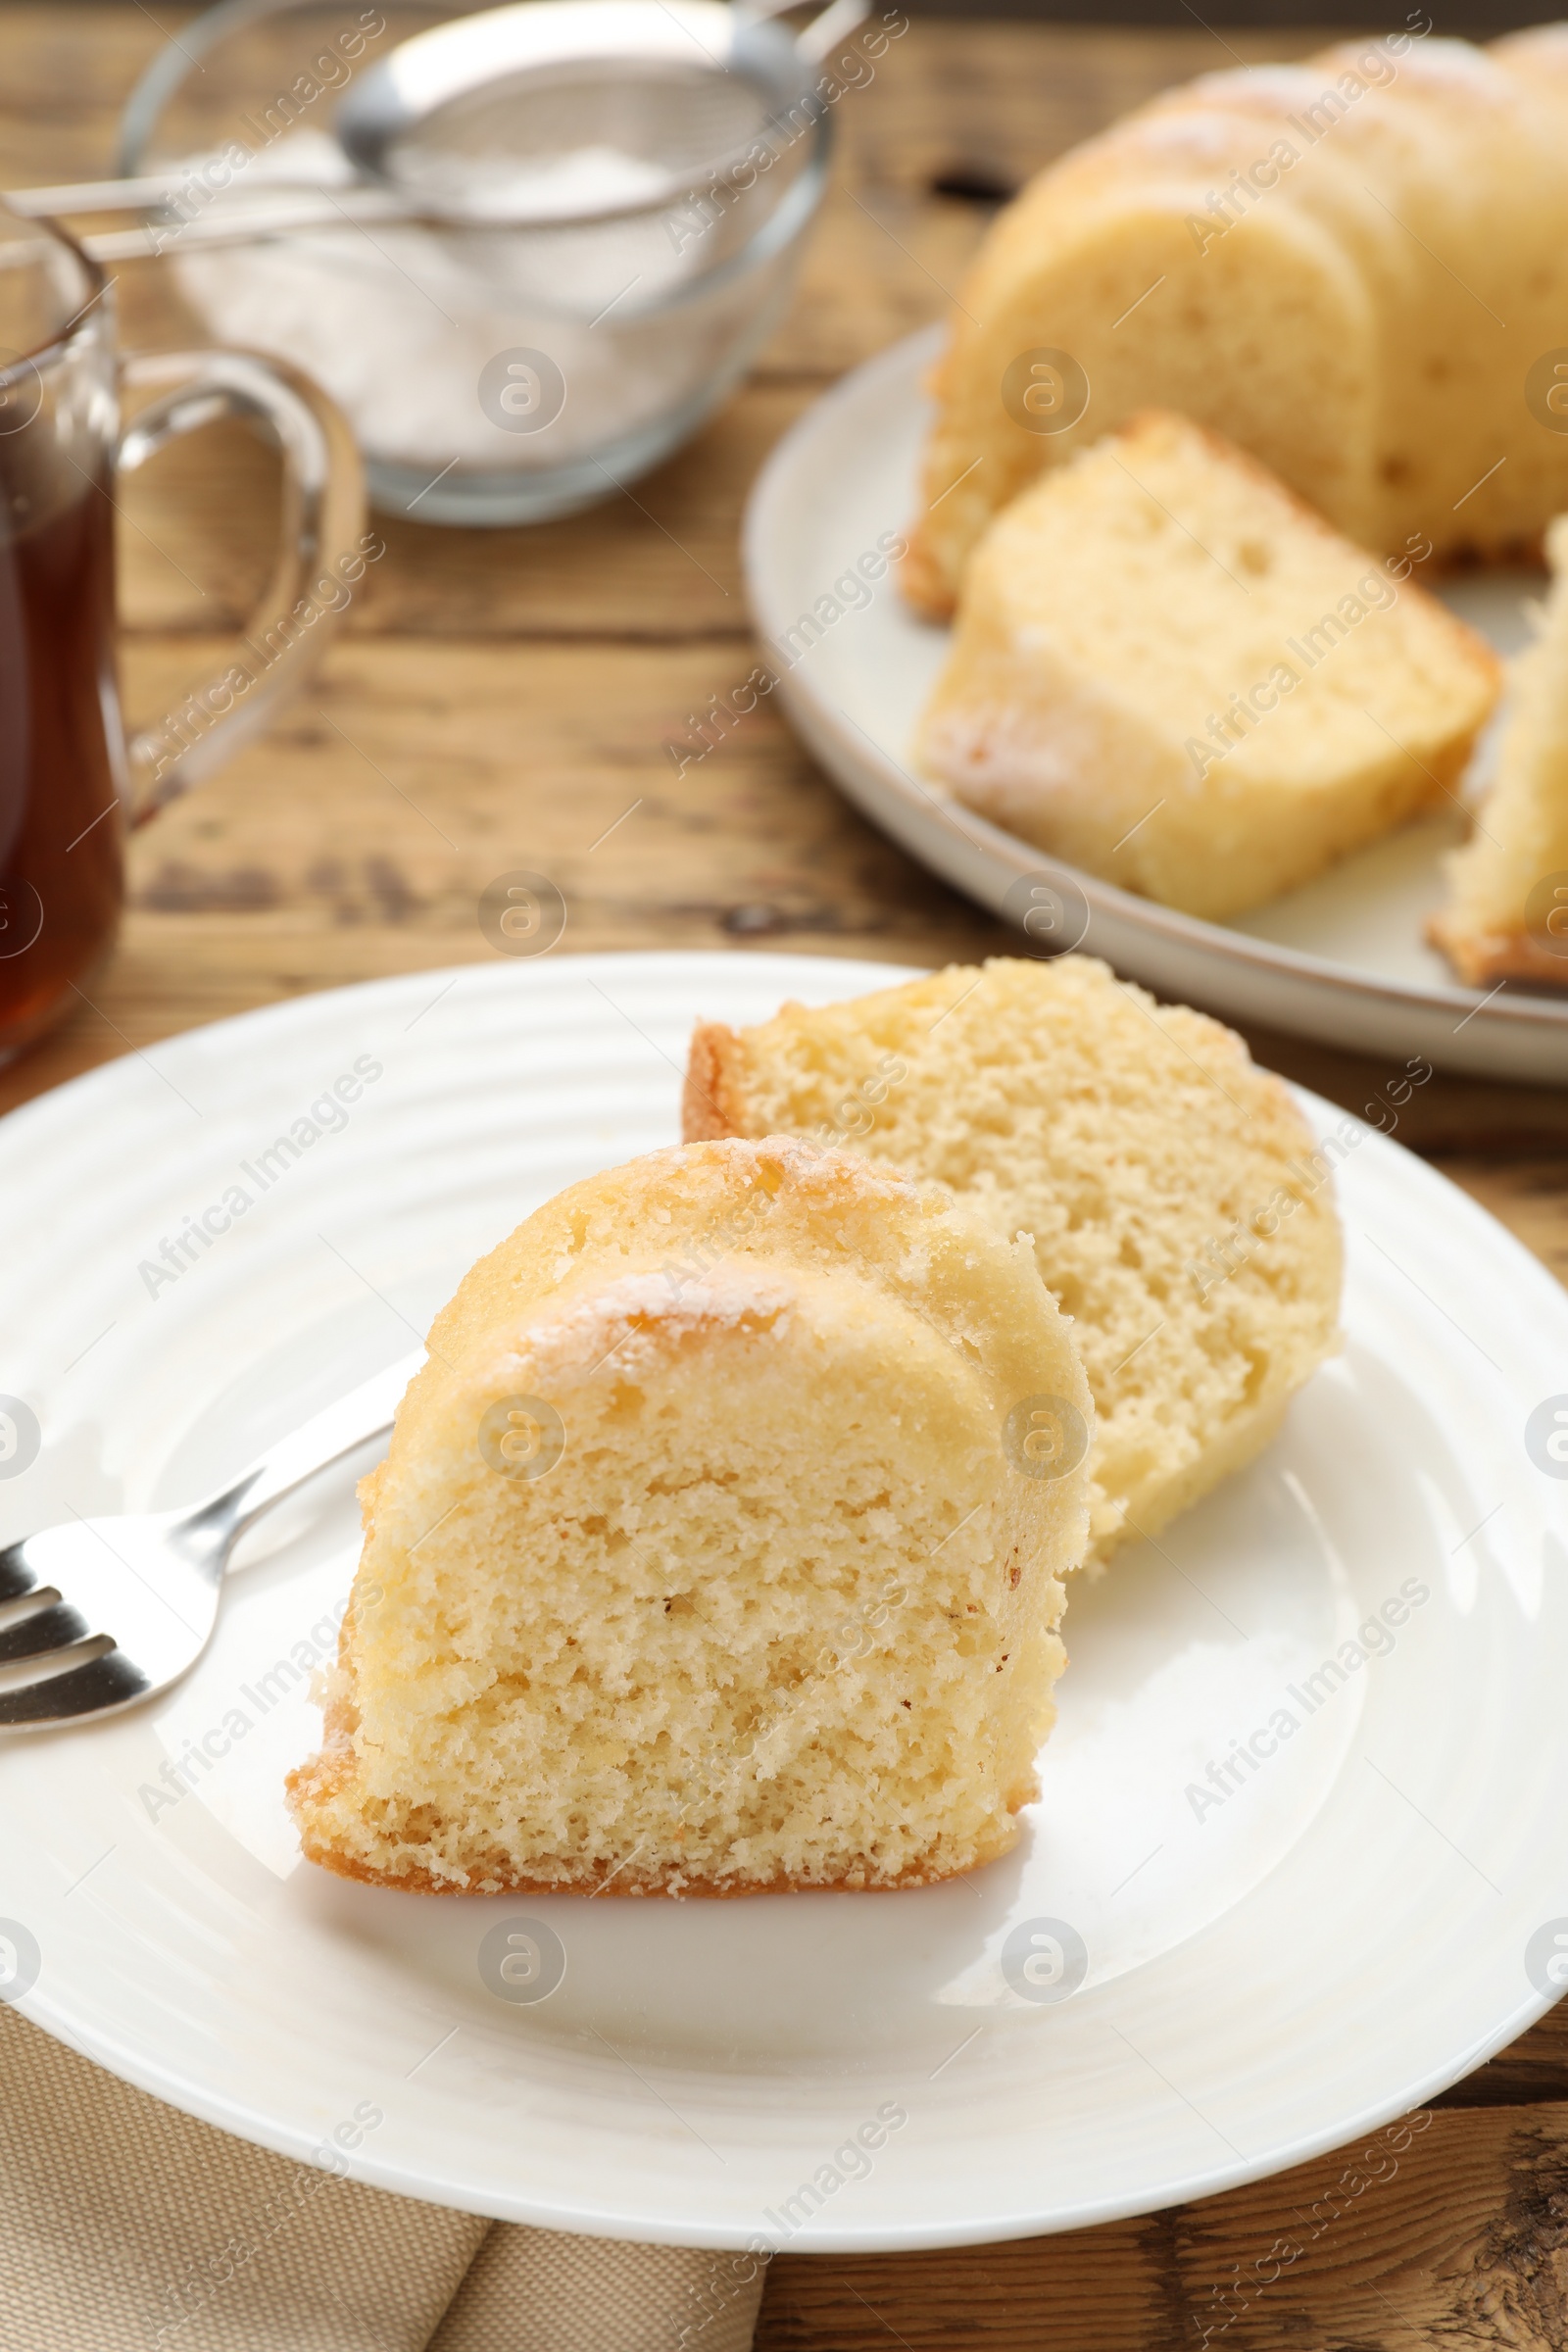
[288,1138,1092,1895]
[685,957,1344,1569]
[916,411,1499,921]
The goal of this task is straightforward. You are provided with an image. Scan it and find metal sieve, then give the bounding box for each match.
[14,0,858,254]
[334,0,842,226]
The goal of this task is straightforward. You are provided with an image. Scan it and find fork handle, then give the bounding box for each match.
[206,1349,425,1549]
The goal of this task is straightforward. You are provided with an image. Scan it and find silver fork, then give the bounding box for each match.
[0,1349,423,1732]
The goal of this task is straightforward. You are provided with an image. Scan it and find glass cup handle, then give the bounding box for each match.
[116,347,367,824]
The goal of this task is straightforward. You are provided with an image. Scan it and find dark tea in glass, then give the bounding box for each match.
[0,200,365,1065]
[0,227,122,1062]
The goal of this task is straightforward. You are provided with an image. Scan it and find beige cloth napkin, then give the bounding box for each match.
[1,2005,765,2352]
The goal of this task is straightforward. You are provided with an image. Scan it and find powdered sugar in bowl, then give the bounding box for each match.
[118,0,835,523]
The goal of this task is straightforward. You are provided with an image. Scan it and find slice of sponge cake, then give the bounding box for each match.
[685,957,1343,1570]
[915,411,1499,921]
[1430,514,1568,986]
[289,1138,1091,1894]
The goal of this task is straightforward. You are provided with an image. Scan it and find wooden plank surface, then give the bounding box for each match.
[1,10,1566,2348]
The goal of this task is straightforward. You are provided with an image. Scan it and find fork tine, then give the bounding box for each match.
[0,1599,92,1674]
[0,1540,40,1603]
[0,1647,150,1725]
[0,1599,92,1663]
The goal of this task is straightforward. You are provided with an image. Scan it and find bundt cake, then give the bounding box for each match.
[904,27,1568,618]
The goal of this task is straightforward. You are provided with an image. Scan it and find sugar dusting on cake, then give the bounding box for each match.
[514,1263,799,1385]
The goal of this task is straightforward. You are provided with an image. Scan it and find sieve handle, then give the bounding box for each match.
[793,0,872,64]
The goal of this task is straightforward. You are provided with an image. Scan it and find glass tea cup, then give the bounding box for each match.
[0,198,364,1064]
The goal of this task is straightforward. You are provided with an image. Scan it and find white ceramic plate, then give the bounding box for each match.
[2,950,1566,2250]
[743,328,1568,1083]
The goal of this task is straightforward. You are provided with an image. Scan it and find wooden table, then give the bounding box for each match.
[5,8,1568,2345]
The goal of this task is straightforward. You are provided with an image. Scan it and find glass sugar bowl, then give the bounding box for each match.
[119,0,833,523]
